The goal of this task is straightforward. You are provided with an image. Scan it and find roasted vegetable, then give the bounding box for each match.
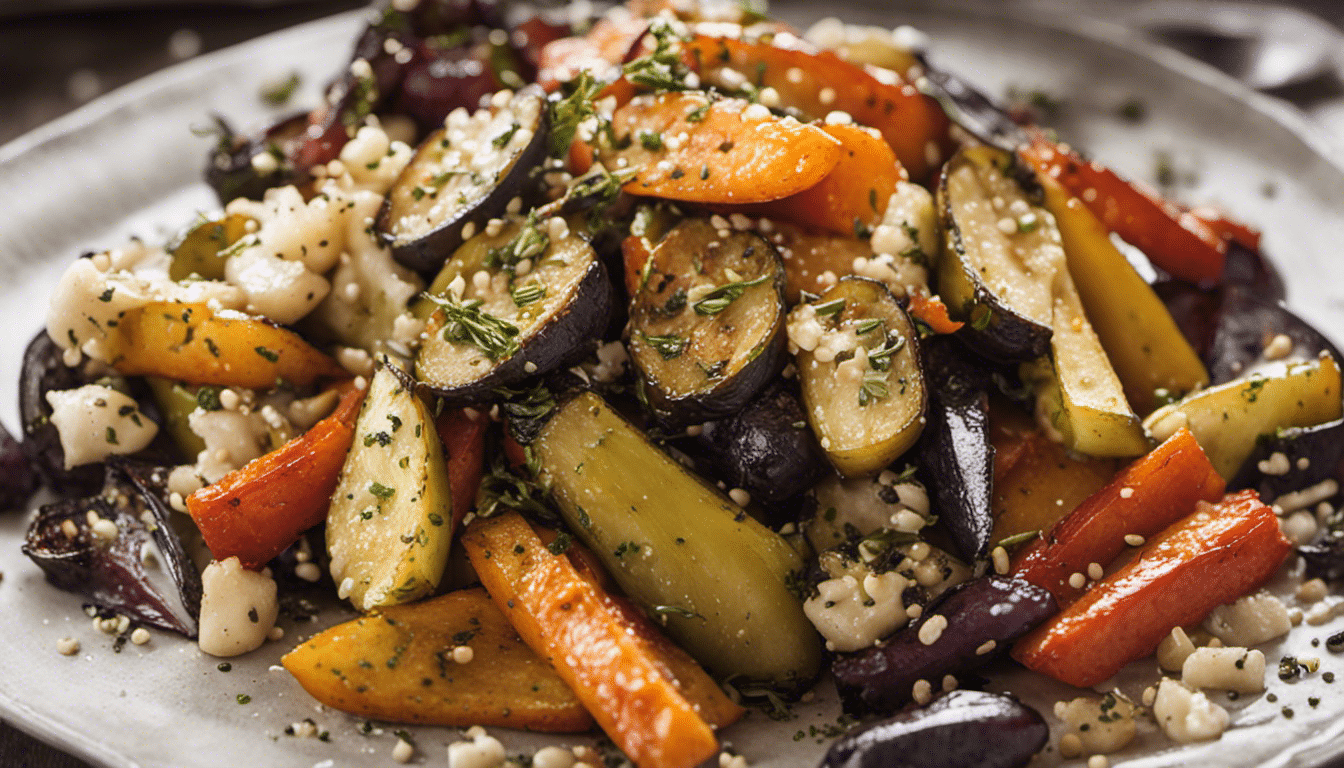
[1144,352,1342,479]
[327,367,453,611]
[19,331,105,494]
[530,391,821,690]
[768,224,877,304]
[795,278,926,477]
[143,377,208,459]
[187,385,365,570]
[602,92,842,204]
[282,587,593,731]
[686,34,952,182]
[414,217,612,402]
[378,88,549,275]
[1012,489,1292,688]
[1011,428,1225,607]
[167,213,251,282]
[1230,417,1344,501]
[462,511,743,768]
[99,302,347,389]
[821,690,1048,768]
[23,462,202,636]
[434,407,489,529]
[693,380,828,510]
[627,218,786,426]
[913,336,994,561]
[0,420,36,511]
[831,577,1055,716]
[1035,167,1208,414]
[203,112,310,204]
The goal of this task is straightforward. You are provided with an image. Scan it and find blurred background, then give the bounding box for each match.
[1,0,1343,765]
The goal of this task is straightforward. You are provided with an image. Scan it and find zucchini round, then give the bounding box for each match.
[378,87,549,275]
[627,218,787,426]
[414,216,612,402]
[935,146,1054,363]
[793,277,926,477]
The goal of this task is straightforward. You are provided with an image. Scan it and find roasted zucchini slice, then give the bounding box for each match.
[792,277,926,477]
[327,366,454,611]
[378,88,548,275]
[628,218,787,426]
[167,213,251,282]
[1145,352,1343,479]
[532,391,822,691]
[414,216,612,402]
[936,146,1055,362]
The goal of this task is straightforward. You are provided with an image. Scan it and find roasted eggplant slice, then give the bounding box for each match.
[831,576,1056,717]
[793,278,926,477]
[414,216,612,402]
[378,87,548,275]
[531,391,821,691]
[22,462,202,637]
[821,690,1048,768]
[914,336,994,562]
[628,218,787,426]
[693,380,828,510]
[936,146,1053,362]
[0,420,37,511]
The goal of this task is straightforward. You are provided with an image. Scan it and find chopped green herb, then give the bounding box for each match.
[260,72,301,106]
[813,298,846,317]
[236,694,251,705]
[492,122,521,149]
[369,482,395,500]
[196,386,224,411]
[693,274,769,315]
[511,281,547,307]
[686,103,711,123]
[423,292,521,360]
[641,331,689,360]
[639,131,664,151]
[857,370,889,407]
[254,346,279,363]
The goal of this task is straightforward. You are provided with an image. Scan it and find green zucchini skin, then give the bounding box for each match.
[628,218,787,428]
[532,390,822,692]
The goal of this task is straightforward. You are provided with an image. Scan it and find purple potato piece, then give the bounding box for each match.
[1220,241,1285,304]
[694,380,828,511]
[0,420,37,511]
[22,462,202,637]
[913,336,994,562]
[820,689,1048,768]
[832,576,1055,717]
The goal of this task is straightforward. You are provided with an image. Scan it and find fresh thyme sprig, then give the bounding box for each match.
[422,292,521,360]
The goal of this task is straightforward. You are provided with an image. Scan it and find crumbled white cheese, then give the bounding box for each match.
[806,472,930,551]
[1053,694,1136,755]
[197,557,278,657]
[803,567,910,652]
[531,746,576,768]
[186,406,271,484]
[1203,592,1292,647]
[1181,647,1265,693]
[1152,678,1229,743]
[45,384,159,468]
[447,727,507,768]
[1157,625,1197,672]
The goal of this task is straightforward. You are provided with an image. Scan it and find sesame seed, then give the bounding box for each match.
[975,639,996,656]
[991,546,1010,575]
[1119,486,1134,499]
[1068,572,1086,589]
[918,614,948,646]
[1087,562,1104,580]
[131,628,151,645]
[1088,756,1109,768]
[1124,534,1146,547]
[911,679,933,705]
[818,87,836,105]
[452,645,475,664]
[56,637,80,655]
[941,674,958,692]
[392,738,414,763]
[1059,733,1083,759]
[728,488,751,507]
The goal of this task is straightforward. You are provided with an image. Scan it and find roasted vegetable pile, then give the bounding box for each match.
[10,1,1344,767]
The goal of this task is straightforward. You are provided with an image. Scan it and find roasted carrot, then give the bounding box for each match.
[187,385,365,569]
[603,92,842,204]
[537,14,645,90]
[434,408,488,530]
[1019,136,1228,283]
[282,587,594,731]
[462,512,742,768]
[729,123,904,236]
[1010,428,1225,606]
[110,301,347,389]
[621,233,654,297]
[1011,489,1291,688]
[764,222,875,303]
[686,34,952,182]
[907,291,964,335]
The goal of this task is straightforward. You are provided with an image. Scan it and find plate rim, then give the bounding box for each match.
[3,3,1343,767]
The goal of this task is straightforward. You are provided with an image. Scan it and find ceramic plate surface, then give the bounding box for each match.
[3,3,1344,767]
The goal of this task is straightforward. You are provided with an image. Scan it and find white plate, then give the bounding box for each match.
[4,3,1344,767]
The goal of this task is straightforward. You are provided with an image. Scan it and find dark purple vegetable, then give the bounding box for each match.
[821,689,1047,768]
[19,331,103,495]
[832,576,1056,717]
[914,336,994,562]
[1219,241,1285,304]
[0,420,37,511]
[693,380,828,510]
[1229,418,1344,501]
[1300,533,1344,581]
[22,462,203,637]
[203,112,310,205]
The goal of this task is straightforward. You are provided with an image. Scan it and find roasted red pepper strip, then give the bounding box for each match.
[907,291,964,335]
[1010,427,1225,607]
[187,384,366,569]
[1019,135,1234,283]
[1011,488,1291,688]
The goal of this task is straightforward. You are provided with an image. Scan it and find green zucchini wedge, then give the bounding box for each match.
[377,88,549,275]
[167,213,250,282]
[1145,352,1343,479]
[792,277,926,477]
[327,365,454,611]
[627,218,787,426]
[413,216,612,403]
[531,390,822,692]
[936,145,1055,362]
